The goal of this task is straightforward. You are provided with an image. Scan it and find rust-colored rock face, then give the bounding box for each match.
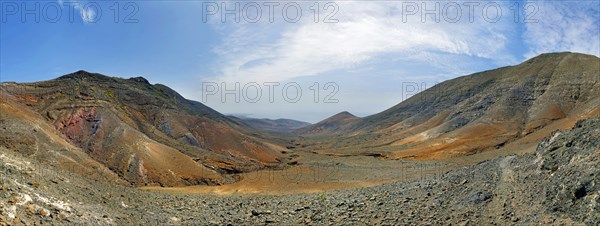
[0,71,286,186]
[55,107,99,146]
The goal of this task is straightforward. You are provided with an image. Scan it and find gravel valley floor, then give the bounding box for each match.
[1,118,599,225]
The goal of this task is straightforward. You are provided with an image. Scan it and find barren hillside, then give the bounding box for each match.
[0,71,289,186]
[298,52,600,160]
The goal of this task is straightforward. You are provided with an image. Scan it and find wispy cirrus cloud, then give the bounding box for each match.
[198,0,599,121]
[524,0,600,58]
[208,1,519,83]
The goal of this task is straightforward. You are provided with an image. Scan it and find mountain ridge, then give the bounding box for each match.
[228,115,311,134]
[297,52,600,159]
[0,52,597,187]
[0,71,289,186]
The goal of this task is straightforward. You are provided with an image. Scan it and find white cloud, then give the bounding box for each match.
[524,0,600,58]
[208,1,518,84]
[198,0,599,121]
[58,0,97,23]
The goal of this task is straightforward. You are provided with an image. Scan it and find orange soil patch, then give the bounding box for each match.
[142,164,397,195]
[142,141,224,184]
[14,94,38,103]
[108,127,225,186]
[142,151,450,196]
[390,123,513,160]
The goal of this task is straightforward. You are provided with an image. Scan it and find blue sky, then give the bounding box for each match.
[1,0,599,122]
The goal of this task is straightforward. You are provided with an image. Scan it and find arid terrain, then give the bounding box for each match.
[0,52,598,225]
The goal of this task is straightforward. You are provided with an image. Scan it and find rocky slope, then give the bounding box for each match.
[0,71,288,186]
[300,52,600,159]
[1,117,597,225]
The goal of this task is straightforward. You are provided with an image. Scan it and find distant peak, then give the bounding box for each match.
[74,70,91,74]
[334,111,356,117]
[70,70,95,77]
[324,111,359,122]
[57,70,112,81]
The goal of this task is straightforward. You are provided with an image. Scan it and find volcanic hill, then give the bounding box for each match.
[296,52,600,159]
[0,71,288,187]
